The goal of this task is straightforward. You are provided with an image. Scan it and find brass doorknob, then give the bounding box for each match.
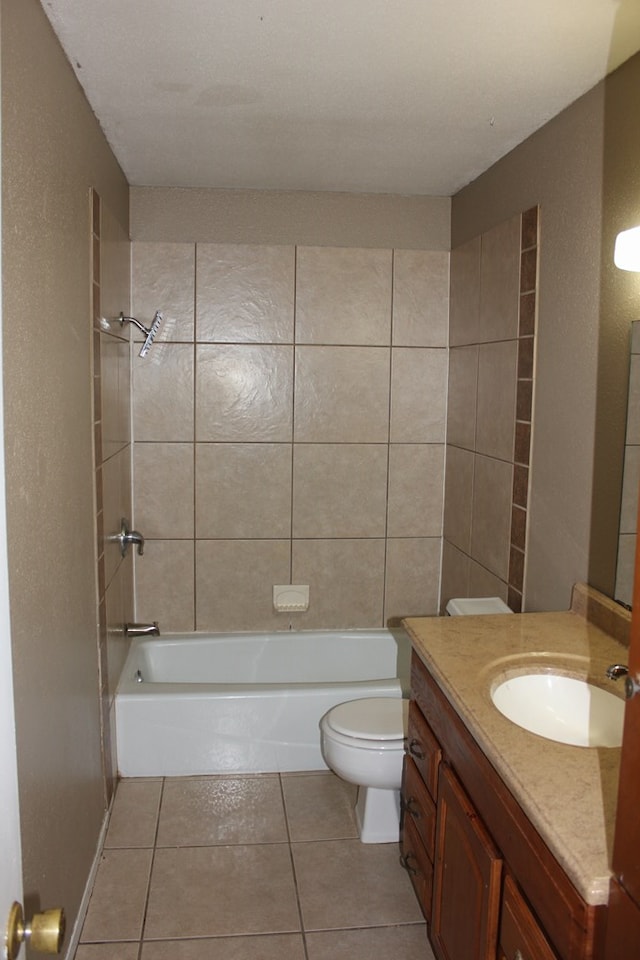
[5,901,65,958]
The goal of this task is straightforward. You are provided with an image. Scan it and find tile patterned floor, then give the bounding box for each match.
[74,772,436,960]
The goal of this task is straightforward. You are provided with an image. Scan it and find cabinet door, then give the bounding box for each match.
[431,764,502,960]
[499,874,559,960]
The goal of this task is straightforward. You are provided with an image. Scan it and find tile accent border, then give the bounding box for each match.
[90,188,114,802]
[508,206,539,612]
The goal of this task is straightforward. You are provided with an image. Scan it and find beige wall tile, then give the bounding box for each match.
[475,340,518,461]
[133,344,194,441]
[449,236,480,346]
[134,443,194,538]
[196,443,292,538]
[102,447,130,590]
[443,446,474,554]
[104,555,133,700]
[292,444,388,538]
[196,344,293,441]
[295,246,392,345]
[291,539,385,628]
[390,348,447,442]
[294,346,390,442]
[447,345,478,450]
[479,215,520,342]
[387,444,444,537]
[439,541,470,612]
[132,242,195,342]
[393,249,449,347]
[196,244,294,343]
[196,540,291,631]
[468,560,510,602]
[384,538,441,622]
[470,454,513,581]
[135,540,195,632]
[101,333,130,459]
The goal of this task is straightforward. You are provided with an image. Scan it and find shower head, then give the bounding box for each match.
[138,310,163,358]
[119,311,164,357]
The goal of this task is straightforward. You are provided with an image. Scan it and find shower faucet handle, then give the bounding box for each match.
[113,518,145,557]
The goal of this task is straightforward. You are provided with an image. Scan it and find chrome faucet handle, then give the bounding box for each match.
[606,663,629,681]
[113,519,145,557]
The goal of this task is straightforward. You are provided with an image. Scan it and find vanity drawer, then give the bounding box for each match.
[499,874,559,960]
[402,755,437,859]
[400,810,434,922]
[407,698,441,798]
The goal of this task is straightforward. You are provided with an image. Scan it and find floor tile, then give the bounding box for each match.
[105,779,162,848]
[80,849,153,942]
[282,773,358,841]
[292,839,424,930]
[156,776,288,846]
[306,923,433,960]
[141,933,306,959]
[74,945,139,960]
[144,845,300,938]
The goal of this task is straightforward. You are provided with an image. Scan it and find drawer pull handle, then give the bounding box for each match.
[408,738,424,760]
[399,852,419,876]
[513,951,524,960]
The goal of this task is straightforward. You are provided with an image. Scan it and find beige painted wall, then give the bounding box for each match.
[1,0,129,939]
[130,185,450,250]
[452,52,640,611]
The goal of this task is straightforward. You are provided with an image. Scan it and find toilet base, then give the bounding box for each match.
[355,785,401,843]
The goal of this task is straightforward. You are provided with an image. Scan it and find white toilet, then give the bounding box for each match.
[320,598,512,844]
[320,697,408,843]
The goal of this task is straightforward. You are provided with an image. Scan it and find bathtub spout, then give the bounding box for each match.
[125,622,160,638]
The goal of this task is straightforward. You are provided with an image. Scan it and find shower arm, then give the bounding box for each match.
[119,313,150,337]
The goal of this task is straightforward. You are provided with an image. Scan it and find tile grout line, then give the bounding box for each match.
[278,773,310,960]
[136,777,166,954]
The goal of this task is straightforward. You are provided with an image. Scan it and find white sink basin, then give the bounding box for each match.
[491,673,624,747]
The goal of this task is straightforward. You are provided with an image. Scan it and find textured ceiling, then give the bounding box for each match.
[41,0,640,196]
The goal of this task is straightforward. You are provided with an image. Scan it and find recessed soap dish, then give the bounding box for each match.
[273,585,310,613]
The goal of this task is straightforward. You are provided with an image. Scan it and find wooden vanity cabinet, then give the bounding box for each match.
[402,651,604,960]
[431,763,502,960]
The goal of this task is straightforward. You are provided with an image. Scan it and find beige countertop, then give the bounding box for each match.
[402,608,628,906]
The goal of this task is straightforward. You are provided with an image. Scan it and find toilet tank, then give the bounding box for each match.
[445,597,512,616]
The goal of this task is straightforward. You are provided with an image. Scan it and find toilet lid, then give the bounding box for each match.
[326,698,408,740]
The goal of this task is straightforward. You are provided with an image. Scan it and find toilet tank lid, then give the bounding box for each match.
[446,597,513,615]
[326,698,408,740]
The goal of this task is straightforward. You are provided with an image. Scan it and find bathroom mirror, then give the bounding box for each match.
[614,321,640,606]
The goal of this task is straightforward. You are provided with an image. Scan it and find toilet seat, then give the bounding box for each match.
[322,698,408,750]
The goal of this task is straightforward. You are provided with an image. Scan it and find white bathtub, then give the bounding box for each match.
[115,628,410,776]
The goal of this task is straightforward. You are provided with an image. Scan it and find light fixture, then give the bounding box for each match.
[614,225,640,272]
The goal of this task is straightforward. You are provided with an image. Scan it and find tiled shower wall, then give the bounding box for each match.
[131,244,449,631]
[441,208,538,612]
[91,190,134,798]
